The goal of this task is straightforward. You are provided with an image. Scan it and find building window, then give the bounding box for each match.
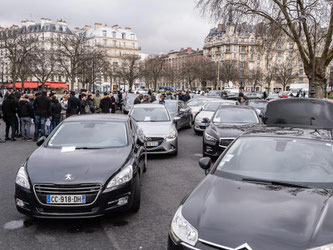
[112,31,116,38]
[241,55,245,61]
[257,54,260,60]
[131,34,135,40]
[234,38,238,43]
[104,39,107,46]
[123,42,126,47]
[233,53,237,60]
[240,46,246,52]
[226,45,231,52]
[234,46,237,52]
[132,43,135,49]
[299,69,304,76]
[102,30,107,37]
[113,40,117,47]
[122,33,126,39]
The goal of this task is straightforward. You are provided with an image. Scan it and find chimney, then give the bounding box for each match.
[57,19,67,26]
[112,24,119,30]
[74,27,81,33]
[187,47,192,53]
[125,27,131,32]
[21,20,28,27]
[10,25,19,29]
[218,24,223,30]
[84,25,91,31]
[94,22,102,30]
[180,48,185,53]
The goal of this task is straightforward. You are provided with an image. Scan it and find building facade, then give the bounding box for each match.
[204,22,308,92]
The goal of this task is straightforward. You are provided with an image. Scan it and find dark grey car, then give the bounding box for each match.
[164,100,191,130]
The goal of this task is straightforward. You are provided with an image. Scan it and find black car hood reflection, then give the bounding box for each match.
[207,122,257,138]
[26,146,132,185]
[182,175,333,250]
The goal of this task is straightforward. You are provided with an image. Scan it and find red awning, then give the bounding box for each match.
[6,82,68,89]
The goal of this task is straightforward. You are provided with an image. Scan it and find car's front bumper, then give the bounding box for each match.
[202,137,225,157]
[146,137,177,154]
[15,177,138,219]
[194,121,208,132]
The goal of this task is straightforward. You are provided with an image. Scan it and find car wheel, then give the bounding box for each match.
[129,174,141,213]
[186,117,192,129]
[172,139,178,156]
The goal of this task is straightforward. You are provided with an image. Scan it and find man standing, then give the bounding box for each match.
[49,95,62,132]
[66,91,80,117]
[18,94,34,141]
[99,92,112,113]
[33,91,51,141]
[134,94,143,105]
[94,90,102,112]
[110,93,116,113]
[2,94,18,141]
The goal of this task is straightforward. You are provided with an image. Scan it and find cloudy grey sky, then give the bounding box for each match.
[0,0,215,54]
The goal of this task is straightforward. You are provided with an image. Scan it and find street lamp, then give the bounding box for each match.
[298,14,317,98]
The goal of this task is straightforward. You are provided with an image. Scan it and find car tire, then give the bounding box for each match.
[186,117,192,129]
[129,174,141,213]
[172,139,178,156]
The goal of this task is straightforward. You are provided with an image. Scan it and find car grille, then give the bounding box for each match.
[34,183,101,206]
[146,137,164,148]
[219,138,234,148]
[198,239,252,250]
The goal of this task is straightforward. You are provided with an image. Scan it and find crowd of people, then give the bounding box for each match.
[0,89,123,143]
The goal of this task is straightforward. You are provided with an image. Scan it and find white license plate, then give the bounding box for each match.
[147,141,159,147]
[46,195,86,204]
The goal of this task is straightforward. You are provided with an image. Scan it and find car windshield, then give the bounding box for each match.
[216,137,333,188]
[187,99,207,107]
[213,108,259,124]
[165,102,178,112]
[207,91,221,96]
[131,107,170,122]
[204,102,233,111]
[248,101,268,109]
[48,122,127,148]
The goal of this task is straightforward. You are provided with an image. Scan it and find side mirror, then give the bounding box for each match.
[36,136,46,146]
[173,116,181,123]
[199,157,211,174]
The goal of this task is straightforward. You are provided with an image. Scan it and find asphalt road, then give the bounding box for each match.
[0,122,205,250]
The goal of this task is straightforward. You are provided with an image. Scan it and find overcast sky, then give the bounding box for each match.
[0,0,215,54]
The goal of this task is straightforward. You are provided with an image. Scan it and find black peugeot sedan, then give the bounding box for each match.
[202,106,260,157]
[169,126,333,250]
[15,114,146,218]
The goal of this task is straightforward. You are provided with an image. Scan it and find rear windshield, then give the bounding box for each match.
[213,109,259,124]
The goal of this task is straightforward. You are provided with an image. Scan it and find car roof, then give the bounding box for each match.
[264,98,333,129]
[132,103,166,108]
[241,125,333,141]
[217,105,256,110]
[64,114,129,122]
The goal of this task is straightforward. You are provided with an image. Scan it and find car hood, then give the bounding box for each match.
[196,111,214,121]
[26,146,132,185]
[137,121,175,137]
[207,123,257,138]
[182,175,333,250]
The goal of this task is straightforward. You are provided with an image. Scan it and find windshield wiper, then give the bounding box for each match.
[75,147,102,150]
[242,177,309,188]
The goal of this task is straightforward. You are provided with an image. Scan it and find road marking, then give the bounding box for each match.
[102,225,122,250]
[3,220,24,230]
[194,153,203,157]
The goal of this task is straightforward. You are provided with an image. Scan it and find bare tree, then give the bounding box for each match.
[56,31,90,90]
[0,28,37,89]
[197,0,333,98]
[180,58,198,90]
[219,60,238,87]
[274,63,298,91]
[116,54,142,91]
[29,48,56,90]
[163,66,180,88]
[144,55,165,90]
[195,57,216,91]
[17,56,31,90]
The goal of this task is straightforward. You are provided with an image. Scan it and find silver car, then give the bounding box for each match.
[129,104,178,155]
[194,100,238,134]
[187,97,215,123]
[123,94,138,114]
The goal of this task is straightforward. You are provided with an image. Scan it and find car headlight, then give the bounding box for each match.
[106,165,133,189]
[204,132,217,142]
[167,131,177,139]
[308,244,333,250]
[195,115,203,122]
[16,163,30,189]
[171,205,198,246]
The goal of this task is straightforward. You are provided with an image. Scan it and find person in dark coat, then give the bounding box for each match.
[150,92,156,103]
[110,93,116,113]
[66,91,80,117]
[117,90,123,111]
[33,90,51,141]
[2,94,18,141]
[79,94,90,114]
[134,94,143,105]
[49,95,62,132]
[99,92,112,113]
[18,94,34,140]
[142,95,150,103]
[87,94,96,113]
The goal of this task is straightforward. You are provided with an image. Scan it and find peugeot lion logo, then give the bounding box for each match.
[65,174,72,180]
